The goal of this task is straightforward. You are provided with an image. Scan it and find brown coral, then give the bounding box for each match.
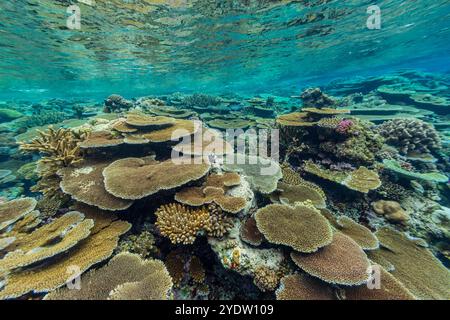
[253,266,280,292]
[155,203,211,245]
[276,274,336,300]
[271,182,326,209]
[0,198,37,231]
[374,227,450,299]
[78,131,124,149]
[291,232,371,286]
[0,212,94,271]
[172,128,234,156]
[335,216,379,250]
[103,157,210,200]
[58,160,133,211]
[0,220,131,299]
[371,200,409,224]
[189,256,206,284]
[255,203,333,253]
[45,252,172,300]
[240,216,264,246]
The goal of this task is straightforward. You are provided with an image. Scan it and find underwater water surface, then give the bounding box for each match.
[0,0,449,301]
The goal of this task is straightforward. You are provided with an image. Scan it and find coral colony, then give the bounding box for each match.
[0,1,449,303]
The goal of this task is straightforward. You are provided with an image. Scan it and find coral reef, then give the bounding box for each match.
[372,200,409,224]
[276,274,337,300]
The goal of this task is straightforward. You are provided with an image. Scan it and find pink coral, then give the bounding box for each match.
[336,119,354,134]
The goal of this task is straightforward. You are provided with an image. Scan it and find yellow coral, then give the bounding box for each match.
[155,203,211,245]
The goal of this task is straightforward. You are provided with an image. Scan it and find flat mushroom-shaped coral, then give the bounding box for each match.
[255,203,333,253]
[335,216,379,250]
[58,161,134,211]
[0,198,37,231]
[291,232,371,286]
[130,119,201,143]
[103,157,210,200]
[271,182,326,209]
[345,264,415,300]
[276,112,316,127]
[78,131,124,149]
[276,274,337,300]
[126,113,175,128]
[0,212,94,271]
[223,154,282,194]
[0,220,131,299]
[374,227,450,300]
[45,252,172,300]
[172,128,234,156]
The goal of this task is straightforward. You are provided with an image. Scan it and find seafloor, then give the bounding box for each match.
[0,70,449,300]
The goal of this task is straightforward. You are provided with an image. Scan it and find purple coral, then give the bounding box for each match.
[336,119,354,134]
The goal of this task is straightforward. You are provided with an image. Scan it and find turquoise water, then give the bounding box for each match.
[0,0,450,301]
[1,0,449,99]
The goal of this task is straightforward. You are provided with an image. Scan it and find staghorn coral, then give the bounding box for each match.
[0,212,94,272]
[291,232,371,286]
[377,118,442,155]
[240,216,264,246]
[0,220,131,299]
[345,264,415,300]
[0,198,37,231]
[372,200,409,224]
[334,216,379,250]
[255,203,333,253]
[253,266,280,292]
[374,227,450,300]
[175,173,246,214]
[155,203,211,245]
[276,274,336,300]
[58,160,133,211]
[103,157,210,200]
[45,253,172,300]
[303,161,381,193]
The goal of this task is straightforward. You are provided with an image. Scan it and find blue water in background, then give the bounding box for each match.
[0,0,449,101]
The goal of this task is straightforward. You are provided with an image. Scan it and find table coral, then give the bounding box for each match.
[276,274,336,300]
[0,197,37,231]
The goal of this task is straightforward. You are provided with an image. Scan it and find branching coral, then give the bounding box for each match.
[291,232,371,286]
[117,231,158,259]
[155,203,211,245]
[255,203,333,253]
[207,204,234,238]
[377,118,442,155]
[253,266,280,292]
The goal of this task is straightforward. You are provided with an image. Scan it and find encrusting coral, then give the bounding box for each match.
[103,157,210,200]
[371,200,409,224]
[0,198,37,231]
[303,161,381,193]
[291,232,371,286]
[45,252,173,300]
[155,203,211,245]
[255,203,333,253]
